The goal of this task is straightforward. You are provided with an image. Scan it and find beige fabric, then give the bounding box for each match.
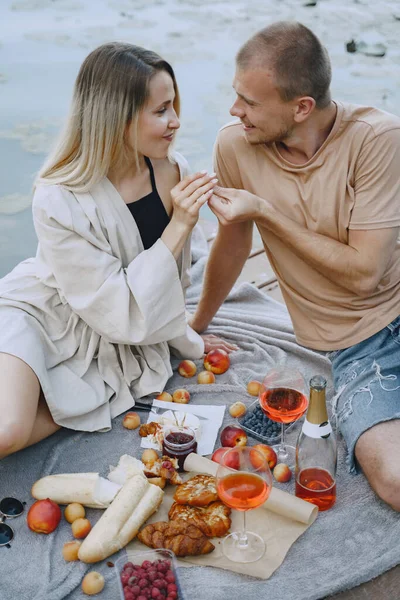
[0,152,204,430]
[214,102,400,350]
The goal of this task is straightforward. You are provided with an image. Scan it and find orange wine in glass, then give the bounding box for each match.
[259,367,308,466]
[216,446,272,563]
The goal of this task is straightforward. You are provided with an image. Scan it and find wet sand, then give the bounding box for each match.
[1,0,400,275]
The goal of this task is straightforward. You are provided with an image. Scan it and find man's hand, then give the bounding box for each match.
[200,333,239,354]
[208,186,262,225]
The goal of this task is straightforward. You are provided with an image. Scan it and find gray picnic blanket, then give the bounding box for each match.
[0,225,399,600]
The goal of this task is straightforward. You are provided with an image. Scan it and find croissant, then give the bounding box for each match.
[139,422,162,437]
[137,521,215,557]
[168,501,231,538]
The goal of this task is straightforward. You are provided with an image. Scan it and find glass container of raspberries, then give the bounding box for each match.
[238,400,296,443]
[115,549,184,600]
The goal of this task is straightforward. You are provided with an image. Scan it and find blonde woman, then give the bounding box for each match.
[0,42,236,459]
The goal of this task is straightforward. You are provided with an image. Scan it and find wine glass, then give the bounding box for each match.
[216,446,272,563]
[259,367,308,467]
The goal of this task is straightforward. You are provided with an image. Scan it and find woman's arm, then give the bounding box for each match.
[33,184,208,347]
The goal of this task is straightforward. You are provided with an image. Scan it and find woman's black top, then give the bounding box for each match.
[127,156,170,250]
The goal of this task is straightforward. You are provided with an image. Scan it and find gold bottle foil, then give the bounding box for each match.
[307,375,328,425]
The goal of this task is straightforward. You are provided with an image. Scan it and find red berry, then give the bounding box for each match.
[151,588,161,599]
[166,572,175,584]
[121,573,131,586]
[131,585,141,595]
[154,579,166,590]
[167,584,177,593]
[137,596,147,600]
[142,560,152,570]
[139,578,148,588]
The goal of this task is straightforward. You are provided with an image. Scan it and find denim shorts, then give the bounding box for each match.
[327,314,400,474]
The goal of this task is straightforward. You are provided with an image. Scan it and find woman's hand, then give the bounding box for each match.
[170,171,218,230]
[201,333,239,354]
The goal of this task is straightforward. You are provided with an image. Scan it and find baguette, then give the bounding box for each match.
[31,473,121,509]
[78,474,164,563]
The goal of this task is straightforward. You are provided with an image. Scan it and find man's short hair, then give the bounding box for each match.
[237,21,332,109]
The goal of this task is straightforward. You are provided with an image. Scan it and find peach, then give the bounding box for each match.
[211,447,239,470]
[204,349,230,374]
[141,448,159,465]
[252,444,278,470]
[197,370,216,384]
[72,517,92,539]
[247,380,261,397]
[178,359,197,378]
[172,388,190,404]
[64,503,85,524]
[81,571,105,596]
[122,411,141,430]
[229,402,247,418]
[220,425,247,447]
[156,391,173,402]
[62,540,81,562]
[273,463,292,483]
[211,447,228,464]
[27,498,61,534]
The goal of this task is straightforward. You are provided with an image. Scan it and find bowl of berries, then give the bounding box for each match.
[238,400,297,444]
[115,548,184,600]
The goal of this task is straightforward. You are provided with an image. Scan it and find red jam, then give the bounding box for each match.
[162,427,197,471]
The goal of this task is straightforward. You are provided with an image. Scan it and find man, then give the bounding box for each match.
[190,21,400,511]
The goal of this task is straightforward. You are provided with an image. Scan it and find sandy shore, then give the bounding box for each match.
[0,0,400,274]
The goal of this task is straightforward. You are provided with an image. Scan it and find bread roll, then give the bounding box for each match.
[31,473,121,509]
[78,474,163,563]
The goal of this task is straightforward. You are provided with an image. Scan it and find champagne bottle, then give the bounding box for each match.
[295,375,337,511]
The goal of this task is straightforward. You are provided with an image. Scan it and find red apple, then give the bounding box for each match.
[251,444,278,470]
[273,463,292,483]
[178,359,197,378]
[27,498,61,534]
[197,370,216,384]
[220,425,247,447]
[204,349,230,374]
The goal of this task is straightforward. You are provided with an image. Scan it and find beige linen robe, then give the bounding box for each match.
[0,152,204,431]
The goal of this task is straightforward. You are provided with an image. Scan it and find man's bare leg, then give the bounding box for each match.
[355,419,400,512]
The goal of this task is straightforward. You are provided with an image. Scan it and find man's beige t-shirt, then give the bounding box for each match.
[214,102,400,351]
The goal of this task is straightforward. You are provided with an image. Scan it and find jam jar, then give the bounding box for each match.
[162,426,198,471]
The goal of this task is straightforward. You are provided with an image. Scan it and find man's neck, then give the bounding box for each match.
[276,101,337,165]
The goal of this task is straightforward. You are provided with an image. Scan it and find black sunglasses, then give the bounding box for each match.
[0,498,25,548]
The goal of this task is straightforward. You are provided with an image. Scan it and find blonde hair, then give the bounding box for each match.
[37,42,180,192]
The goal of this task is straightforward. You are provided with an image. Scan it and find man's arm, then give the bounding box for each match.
[208,188,399,297]
[190,220,253,333]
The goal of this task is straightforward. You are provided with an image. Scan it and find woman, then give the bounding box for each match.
[0,42,235,459]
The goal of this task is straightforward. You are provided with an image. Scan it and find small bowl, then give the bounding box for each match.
[115,548,185,600]
[238,400,297,444]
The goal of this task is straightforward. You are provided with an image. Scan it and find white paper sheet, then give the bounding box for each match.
[140,399,226,455]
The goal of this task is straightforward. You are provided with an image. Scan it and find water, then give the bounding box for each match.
[1,0,400,276]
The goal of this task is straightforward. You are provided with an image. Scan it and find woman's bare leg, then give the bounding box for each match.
[0,352,60,458]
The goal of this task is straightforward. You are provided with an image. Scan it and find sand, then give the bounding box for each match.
[0,0,400,274]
